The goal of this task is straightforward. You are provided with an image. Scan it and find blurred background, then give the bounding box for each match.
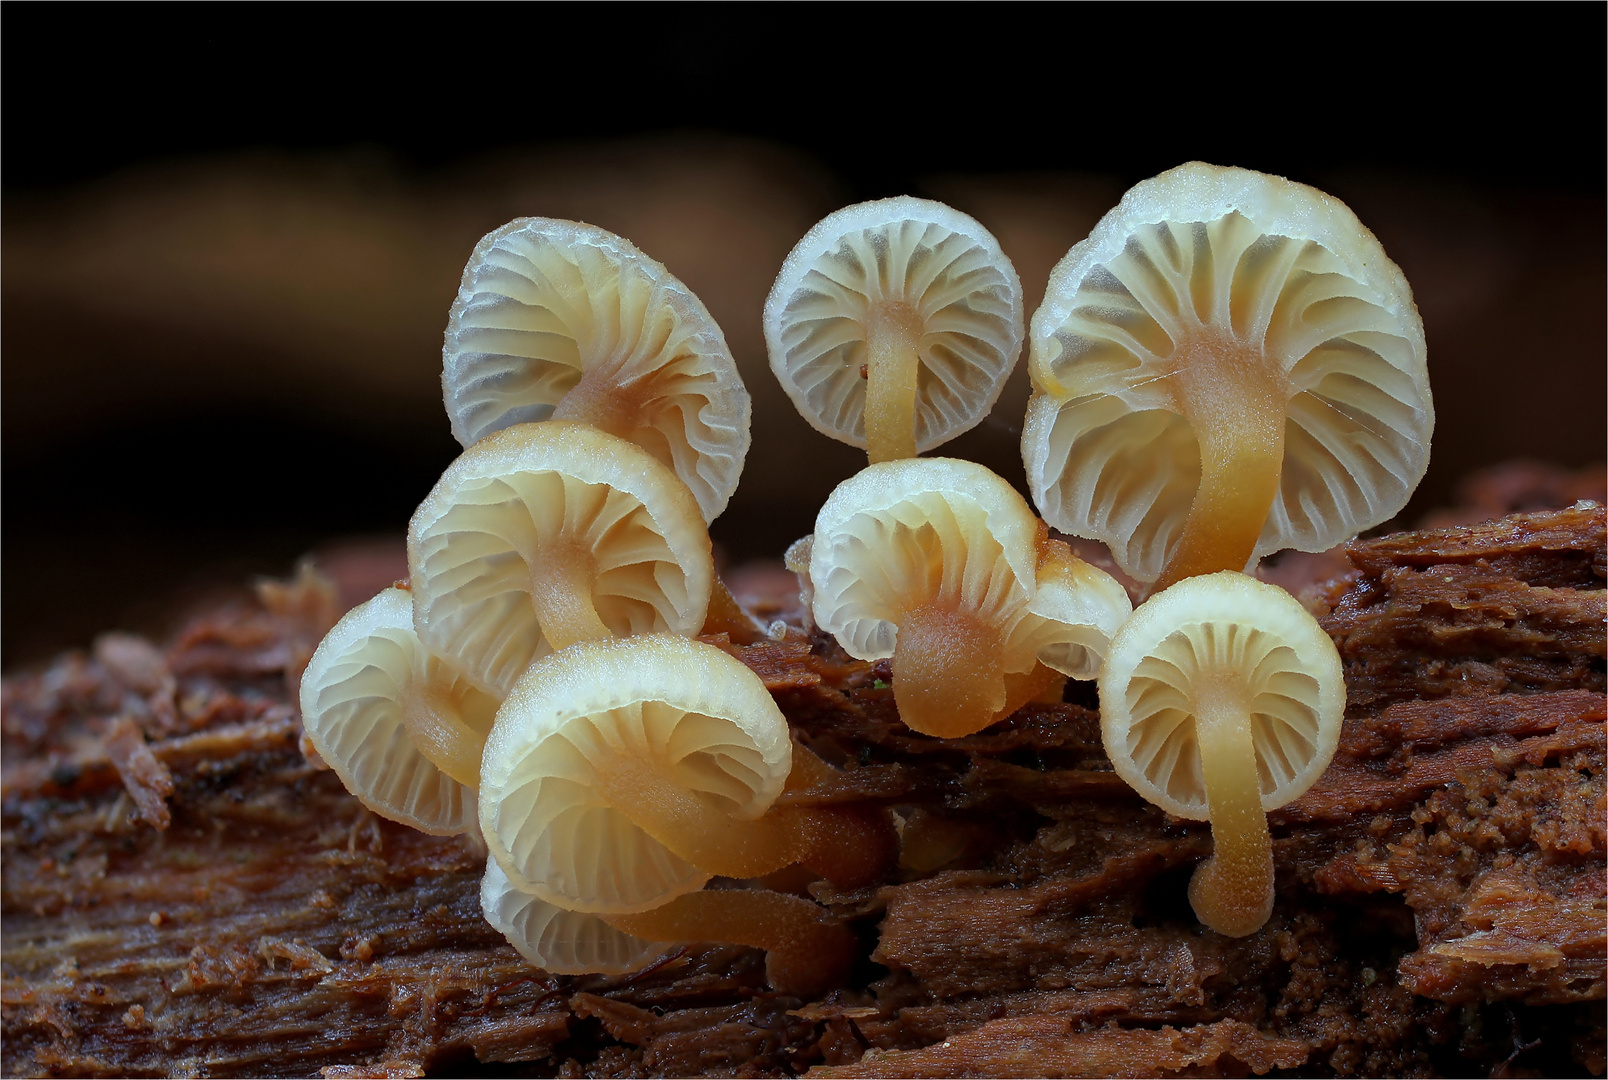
[5,8,1604,667]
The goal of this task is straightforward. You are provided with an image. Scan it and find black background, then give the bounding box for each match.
[5,6,1605,666]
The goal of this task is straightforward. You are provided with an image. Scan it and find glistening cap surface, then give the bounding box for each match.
[765,197,1023,452]
[444,218,750,521]
[1023,162,1433,581]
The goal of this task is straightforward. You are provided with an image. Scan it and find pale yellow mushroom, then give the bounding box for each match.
[1022,162,1433,590]
[299,586,497,835]
[408,422,713,697]
[443,218,750,522]
[765,197,1023,464]
[808,458,1131,738]
[478,634,874,992]
[1098,571,1345,937]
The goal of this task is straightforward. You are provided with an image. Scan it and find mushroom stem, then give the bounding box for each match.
[400,682,486,788]
[864,302,922,463]
[527,541,611,651]
[602,889,856,996]
[1186,678,1275,937]
[1154,341,1288,592]
[891,603,1007,738]
[592,754,804,880]
[594,745,896,888]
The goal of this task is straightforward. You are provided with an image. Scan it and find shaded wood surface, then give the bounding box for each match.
[3,504,1604,1077]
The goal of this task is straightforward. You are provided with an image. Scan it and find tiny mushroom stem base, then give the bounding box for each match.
[765,197,1024,464]
[1097,571,1345,938]
[808,458,1132,739]
[1022,162,1433,588]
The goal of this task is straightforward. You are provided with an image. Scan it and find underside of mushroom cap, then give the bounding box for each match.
[480,855,673,976]
[1098,571,1345,819]
[478,634,792,915]
[808,458,1041,665]
[299,587,493,835]
[1023,162,1433,582]
[444,217,751,522]
[765,197,1023,454]
[1006,540,1134,679]
[409,422,713,696]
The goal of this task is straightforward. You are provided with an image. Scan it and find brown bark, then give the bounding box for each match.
[3,504,1603,1077]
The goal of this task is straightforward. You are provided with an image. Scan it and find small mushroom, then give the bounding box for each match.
[808,458,1131,738]
[443,218,751,522]
[764,197,1024,463]
[1022,162,1433,590]
[478,633,890,912]
[477,634,884,992]
[299,586,498,835]
[409,421,713,696]
[1098,571,1345,937]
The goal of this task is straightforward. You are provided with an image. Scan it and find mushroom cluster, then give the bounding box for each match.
[477,633,890,993]
[302,216,889,989]
[301,165,1432,976]
[1018,162,1433,936]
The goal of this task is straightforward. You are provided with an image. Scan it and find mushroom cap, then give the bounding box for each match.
[1097,571,1345,819]
[443,217,750,522]
[764,197,1024,452]
[808,458,1129,676]
[1007,541,1135,680]
[1023,162,1433,581]
[480,855,672,976]
[299,586,496,835]
[409,421,713,696]
[478,634,793,915]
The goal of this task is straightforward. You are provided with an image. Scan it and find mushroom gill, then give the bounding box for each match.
[1022,162,1433,590]
[765,197,1023,464]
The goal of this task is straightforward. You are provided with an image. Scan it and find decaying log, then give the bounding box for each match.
[3,504,1603,1077]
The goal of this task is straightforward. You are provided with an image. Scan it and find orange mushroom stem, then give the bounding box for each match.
[603,889,856,997]
[891,603,1008,739]
[1184,672,1276,937]
[863,301,923,463]
[591,743,895,889]
[1153,337,1289,592]
[525,539,611,651]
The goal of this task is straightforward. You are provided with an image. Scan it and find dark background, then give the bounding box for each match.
[5,7,1605,666]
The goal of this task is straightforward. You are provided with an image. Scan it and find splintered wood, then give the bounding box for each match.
[3,504,1603,1077]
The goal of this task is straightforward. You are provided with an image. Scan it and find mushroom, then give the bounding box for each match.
[477,633,881,992]
[1098,571,1345,937]
[808,458,1132,738]
[299,586,498,835]
[409,421,713,696]
[443,217,750,522]
[1022,162,1433,591]
[764,197,1024,463]
[480,856,672,977]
